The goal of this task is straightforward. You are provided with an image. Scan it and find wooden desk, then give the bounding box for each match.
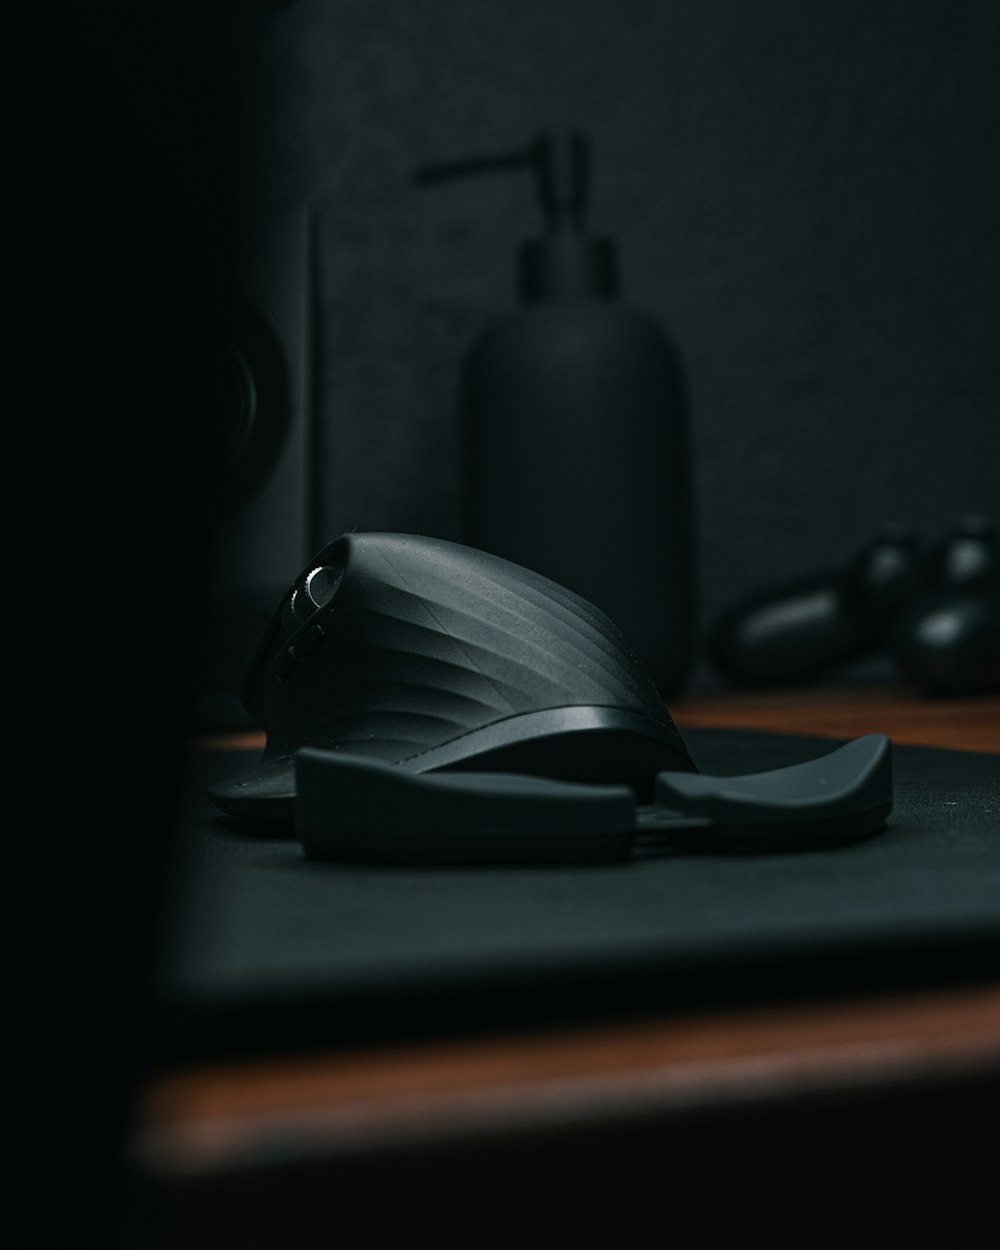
[135,685,1000,1246]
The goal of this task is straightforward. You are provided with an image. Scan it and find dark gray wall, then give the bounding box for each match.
[243,0,999,675]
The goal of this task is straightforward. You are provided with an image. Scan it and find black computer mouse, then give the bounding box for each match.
[206,531,697,824]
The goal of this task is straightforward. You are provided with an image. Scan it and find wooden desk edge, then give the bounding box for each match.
[135,980,1000,1180]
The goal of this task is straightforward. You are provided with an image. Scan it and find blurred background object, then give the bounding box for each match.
[233,0,1000,698]
[197,203,319,730]
[414,131,696,696]
[710,515,999,694]
[709,522,926,687]
[890,515,1000,695]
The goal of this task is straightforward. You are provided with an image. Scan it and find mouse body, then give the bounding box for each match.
[207,531,696,823]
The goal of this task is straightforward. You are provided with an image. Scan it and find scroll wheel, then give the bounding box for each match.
[290,565,343,622]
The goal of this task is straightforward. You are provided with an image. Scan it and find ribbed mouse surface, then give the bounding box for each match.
[207,532,695,823]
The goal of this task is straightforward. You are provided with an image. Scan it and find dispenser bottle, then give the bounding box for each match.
[415,133,697,696]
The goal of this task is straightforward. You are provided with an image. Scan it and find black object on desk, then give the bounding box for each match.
[711,516,1000,695]
[206,529,891,849]
[206,530,697,823]
[892,516,1000,695]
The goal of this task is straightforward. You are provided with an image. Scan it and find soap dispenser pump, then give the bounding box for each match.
[414,132,697,696]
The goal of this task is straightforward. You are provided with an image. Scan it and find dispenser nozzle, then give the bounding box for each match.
[413,132,592,230]
[535,133,590,229]
[413,131,616,302]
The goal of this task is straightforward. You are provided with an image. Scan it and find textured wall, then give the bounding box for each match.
[242,0,1000,679]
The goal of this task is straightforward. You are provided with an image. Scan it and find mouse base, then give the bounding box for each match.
[206,704,696,822]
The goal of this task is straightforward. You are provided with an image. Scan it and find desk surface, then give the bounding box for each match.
[136,683,1000,1243]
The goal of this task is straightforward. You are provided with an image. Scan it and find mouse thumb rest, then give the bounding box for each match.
[295,734,893,865]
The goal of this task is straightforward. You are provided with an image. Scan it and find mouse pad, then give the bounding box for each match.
[150,728,1000,1064]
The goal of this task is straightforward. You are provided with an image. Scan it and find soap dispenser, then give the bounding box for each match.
[414,133,697,696]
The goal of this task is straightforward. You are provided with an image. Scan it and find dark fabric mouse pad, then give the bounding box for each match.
[150,728,1000,1064]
